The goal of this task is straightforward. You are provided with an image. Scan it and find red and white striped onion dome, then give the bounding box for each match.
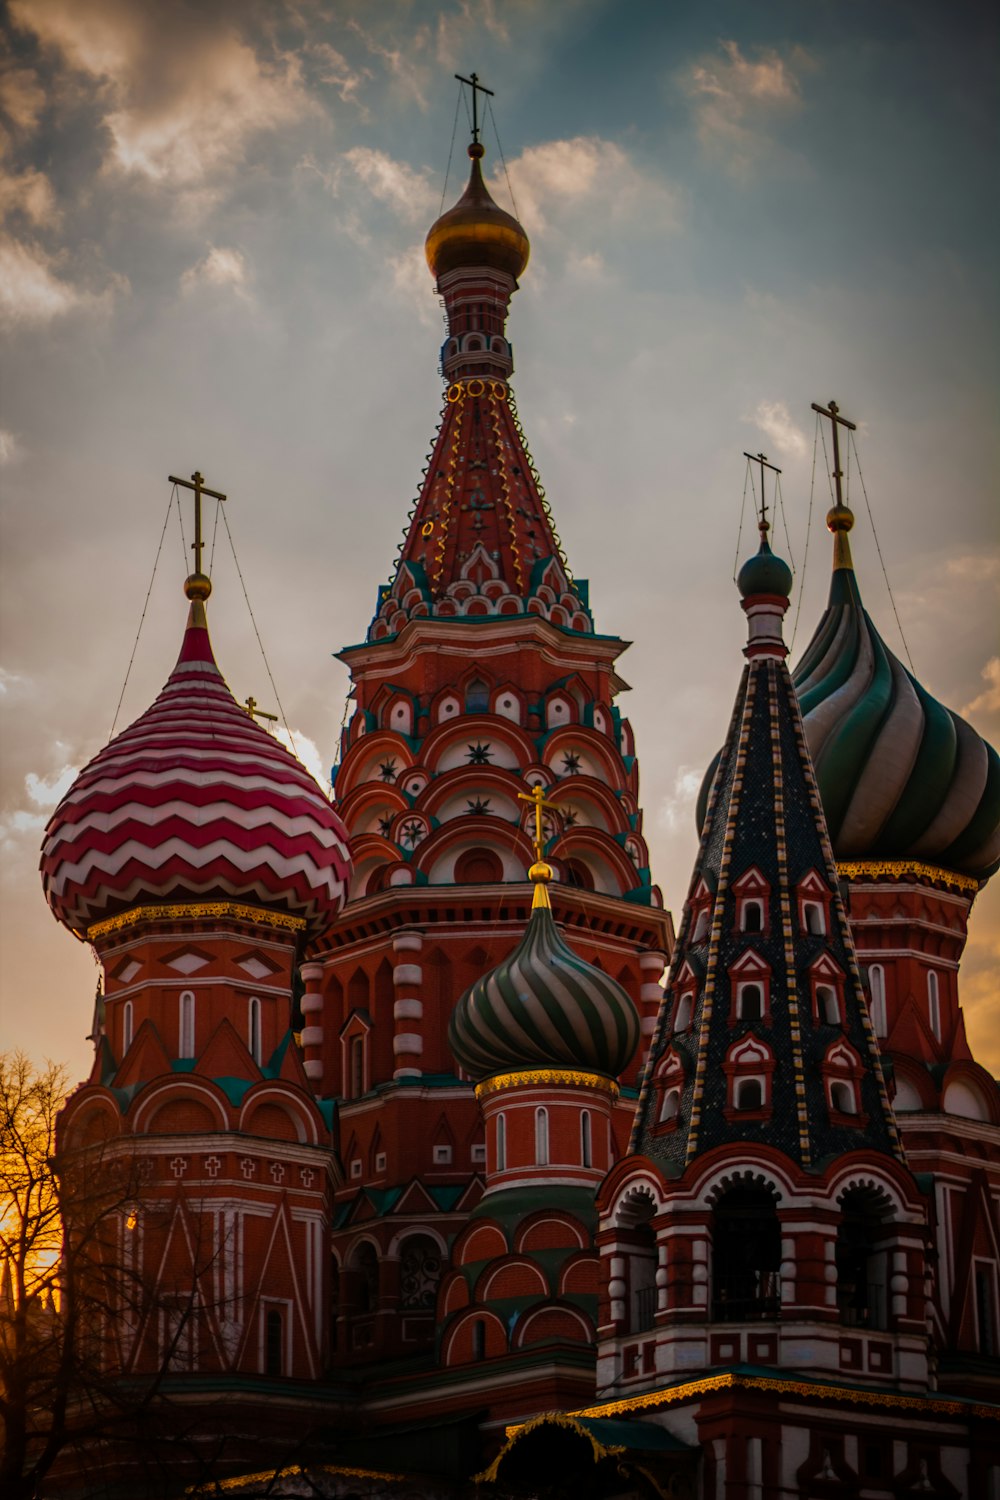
[40,578,352,941]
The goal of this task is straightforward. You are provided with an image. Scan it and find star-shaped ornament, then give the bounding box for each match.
[467,797,492,816]
[377,816,394,839]
[379,759,398,783]
[561,751,582,775]
[467,742,493,765]
[400,820,423,848]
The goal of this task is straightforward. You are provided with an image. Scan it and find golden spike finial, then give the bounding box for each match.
[168,470,227,601]
[518,781,560,909]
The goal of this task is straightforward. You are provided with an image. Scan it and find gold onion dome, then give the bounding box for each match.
[425,143,530,282]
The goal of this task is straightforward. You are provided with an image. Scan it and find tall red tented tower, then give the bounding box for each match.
[308,139,673,1413]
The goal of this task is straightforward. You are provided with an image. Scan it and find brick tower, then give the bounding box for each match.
[308,135,673,1410]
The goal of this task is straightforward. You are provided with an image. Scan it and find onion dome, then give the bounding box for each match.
[449,860,639,1081]
[737,532,793,601]
[425,143,530,282]
[792,503,1000,879]
[41,576,352,940]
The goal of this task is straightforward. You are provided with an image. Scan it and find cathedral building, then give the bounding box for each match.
[39,118,1000,1498]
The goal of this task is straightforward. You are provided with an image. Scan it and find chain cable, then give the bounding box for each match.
[850,431,915,672]
[439,82,464,216]
[487,97,520,220]
[733,461,751,581]
[219,505,292,738]
[108,489,175,741]
[789,414,820,654]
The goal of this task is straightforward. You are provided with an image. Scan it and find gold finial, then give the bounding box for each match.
[518,782,560,910]
[169,470,227,601]
[810,401,858,572]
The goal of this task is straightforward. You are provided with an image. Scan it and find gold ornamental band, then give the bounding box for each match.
[502,1370,998,1429]
[88,901,307,941]
[476,1068,619,1100]
[836,859,979,894]
[446,378,508,403]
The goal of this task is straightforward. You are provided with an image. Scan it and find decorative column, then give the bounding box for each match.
[638,949,667,1059]
[392,929,424,1080]
[300,962,325,1091]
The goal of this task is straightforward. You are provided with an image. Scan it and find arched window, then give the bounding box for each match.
[830,1079,857,1114]
[741,900,763,933]
[837,1187,890,1330]
[927,971,941,1039]
[868,965,887,1038]
[179,991,195,1059]
[454,848,504,884]
[712,1186,780,1321]
[817,984,840,1026]
[660,1088,681,1123]
[563,858,594,891]
[735,1078,763,1111]
[692,908,711,942]
[535,1107,549,1166]
[496,1112,506,1172]
[122,1000,133,1053]
[738,983,762,1022]
[803,902,826,935]
[581,1110,592,1168]
[354,1243,379,1316]
[248,997,261,1064]
[349,1035,365,1099]
[674,993,693,1032]
[265,1308,283,1376]
[471,1318,486,1360]
[465,678,490,713]
[399,1236,443,1310]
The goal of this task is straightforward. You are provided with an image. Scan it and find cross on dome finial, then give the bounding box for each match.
[169,469,227,602]
[455,70,494,147]
[743,451,781,537]
[811,399,858,570]
[518,782,559,908]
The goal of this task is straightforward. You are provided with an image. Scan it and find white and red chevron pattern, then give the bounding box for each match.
[41,606,352,939]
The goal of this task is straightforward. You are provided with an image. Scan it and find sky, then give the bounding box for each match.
[1,0,998,1083]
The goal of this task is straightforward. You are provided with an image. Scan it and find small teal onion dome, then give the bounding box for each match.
[737,529,793,600]
[449,899,640,1082]
[792,550,1000,879]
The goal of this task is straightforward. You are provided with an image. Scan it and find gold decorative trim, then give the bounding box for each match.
[478,1411,624,1484]
[187,1461,404,1494]
[541,1371,998,1426]
[837,860,979,894]
[476,1068,618,1099]
[88,902,306,941]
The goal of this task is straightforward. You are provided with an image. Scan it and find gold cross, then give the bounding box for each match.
[518,782,560,865]
[244,695,278,724]
[168,470,226,578]
[810,400,857,512]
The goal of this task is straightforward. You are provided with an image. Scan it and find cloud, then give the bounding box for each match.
[274,728,329,795]
[0,168,58,229]
[0,235,119,327]
[0,761,78,852]
[657,766,704,833]
[0,430,22,465]
[346,18,430,111]
[946,555,1000,587]
[342,147,437,225]
[388,243,438,325]
[748,399,808,457]
[0,65,46,134]
[11,1,315,191]
[499,137,680,238]
[962,657,1000,719]
[308,42,371,109]
[181,245,252,299]
[0,666,30,696]
[684,39,810,175]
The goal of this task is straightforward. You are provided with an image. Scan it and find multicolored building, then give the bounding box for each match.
[41,123,1000,1498]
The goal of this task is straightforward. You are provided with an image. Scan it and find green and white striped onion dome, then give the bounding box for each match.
[791,513,1000,879]
[449,875,640,1082]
